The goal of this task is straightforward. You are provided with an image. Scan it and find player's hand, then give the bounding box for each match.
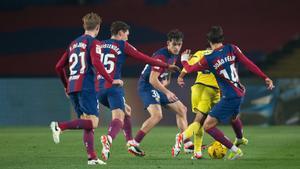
[265,78,275,90]
[112,79,123,87]
[167,64,180,72]
[177,77,185,88]
[166,91,178,102]
[181,49,191,62]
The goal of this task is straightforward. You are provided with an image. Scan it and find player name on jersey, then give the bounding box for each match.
[213,55,235,70]
[100,44,122,55]
[69,42,87,51]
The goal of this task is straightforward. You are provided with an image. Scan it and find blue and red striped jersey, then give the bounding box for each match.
[139,47,178,85]
[96,39,169,90]
[55,34,113,93]
[182,44,268,98]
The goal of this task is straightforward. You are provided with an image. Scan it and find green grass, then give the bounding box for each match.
[0,126,300,169]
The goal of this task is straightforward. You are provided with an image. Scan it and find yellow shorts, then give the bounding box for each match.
[191,83,220,114]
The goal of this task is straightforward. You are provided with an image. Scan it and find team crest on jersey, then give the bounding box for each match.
[96,45,101,54]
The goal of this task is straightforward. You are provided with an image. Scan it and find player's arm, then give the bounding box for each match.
[177,53,200,87]
[124,42,180,72]
[161,69,172,87]
[55,51,68,89]
[163,72,172,87]
[149,70,178,102]
[180,49,208,73]
[90,42,113,84]
[233,45,274,90]
[177,70,187,87]
[161,74,171,87]
[161,79,169,87]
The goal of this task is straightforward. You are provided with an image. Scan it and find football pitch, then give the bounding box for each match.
[0,126,299,169]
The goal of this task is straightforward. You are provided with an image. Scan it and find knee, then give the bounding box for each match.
[203,122,212,132]
[112,109,125,121]
[203,124,210,132]
[177,106,187,117]
[194,113,206,124]
[150,113,163,122]
[88,118,99,129]
[182,106,187,114]
[92,121,98,129]
[125,104,132,116]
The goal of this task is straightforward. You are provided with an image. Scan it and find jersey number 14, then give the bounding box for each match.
[219,63,239,86]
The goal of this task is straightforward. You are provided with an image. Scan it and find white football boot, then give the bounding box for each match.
[50,121,61,144]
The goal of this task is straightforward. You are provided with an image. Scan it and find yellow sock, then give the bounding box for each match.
[183,122,200,139]
[194,126,204,152]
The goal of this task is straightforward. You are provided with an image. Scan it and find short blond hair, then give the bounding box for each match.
[82,12,102,31]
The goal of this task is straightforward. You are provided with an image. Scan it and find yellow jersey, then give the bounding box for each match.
[182,50,219,88]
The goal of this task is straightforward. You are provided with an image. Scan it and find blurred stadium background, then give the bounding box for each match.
[0,0,300,127]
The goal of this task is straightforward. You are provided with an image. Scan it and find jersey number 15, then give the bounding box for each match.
[96,45,116,74]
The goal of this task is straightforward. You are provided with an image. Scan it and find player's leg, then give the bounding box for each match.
[100,108,124,161]
[227,96,248,146]
[192,124,204,159]
[50,92,94,144]
[109,108,125,140]
[106,88,126,141]
[179,84,205,157]
[167,100,197,155]
[139,104,163,139]
[79,91,106,165]
[51,91,105,165]
[203,115,241,155]
[191,86,221,159]
[181,84,206,142]
[100,87,125,160]
[100,108,124,160]
[80,115,100,163]
[123,103,144,155]
[166,100,188,132]
[81,115,105,165]
[182,114,202,142]
[128,104,162,156]
[123,103,134,144]
[204,98,244,160]
[182,84,204,141]
[231,117,248,146]
[128,89,162,156]
[135,89,163,141]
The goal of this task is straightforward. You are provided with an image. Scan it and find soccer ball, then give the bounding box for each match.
[207,141,228,159]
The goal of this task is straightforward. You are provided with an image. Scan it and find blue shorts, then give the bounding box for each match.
[209,97,243,124]
[97,86,125,111]
[138,87,172,109]
[69,90,99,118]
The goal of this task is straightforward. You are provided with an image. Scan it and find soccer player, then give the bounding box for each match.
[50,12,122,165]
[96,21,180,161]
[172,49,221,159]
[127,29,193,156]
[179,26,274,160]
